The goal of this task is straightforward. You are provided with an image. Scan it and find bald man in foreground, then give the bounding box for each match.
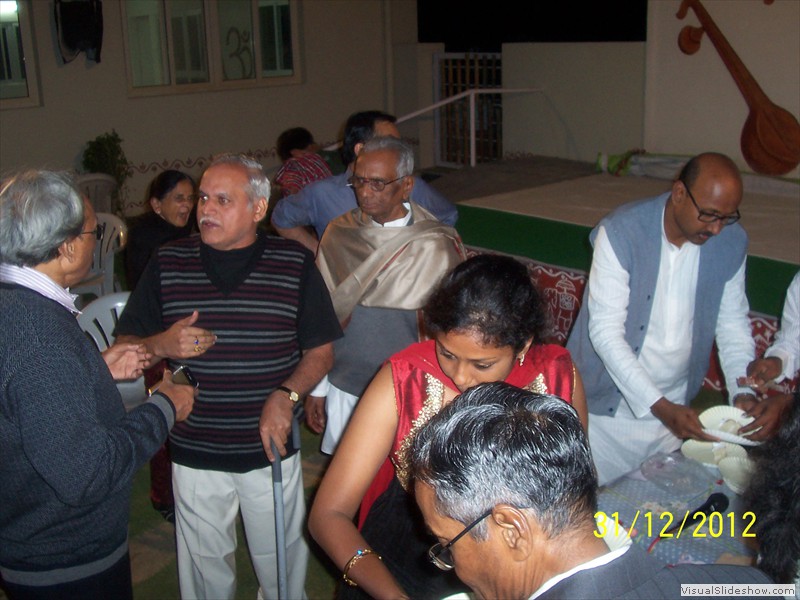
[567,153,764,484]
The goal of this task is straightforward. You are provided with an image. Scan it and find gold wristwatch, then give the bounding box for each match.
[277,385,300,403]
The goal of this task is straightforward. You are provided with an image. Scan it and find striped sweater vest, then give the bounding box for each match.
[159,235,306,472]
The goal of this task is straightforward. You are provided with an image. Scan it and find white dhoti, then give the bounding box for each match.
[589,407,682,486]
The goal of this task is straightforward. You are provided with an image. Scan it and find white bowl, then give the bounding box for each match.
[718,456,756,495]
[680,439,747,467]
[698,405,760,446]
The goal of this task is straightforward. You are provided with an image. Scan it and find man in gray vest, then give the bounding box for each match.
[567,153,761,485]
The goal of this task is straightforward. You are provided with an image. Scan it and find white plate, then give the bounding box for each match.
[718,456,756,495]
[698,405,761,447]
[680,439,747,467]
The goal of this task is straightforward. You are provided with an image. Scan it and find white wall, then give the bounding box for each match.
[392,42,444,170]
[0,0,400,212]
[502,42,647,164]
[501,1,800,179]
[645,0,800,178]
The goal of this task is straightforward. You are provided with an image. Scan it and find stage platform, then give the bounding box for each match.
[446,170,798,317]
[460,173,799,266]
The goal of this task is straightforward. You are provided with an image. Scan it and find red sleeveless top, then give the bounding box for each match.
[358,340,575,527]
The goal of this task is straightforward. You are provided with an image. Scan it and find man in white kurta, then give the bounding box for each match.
[567,153,759,485]
[584,225,753,484]
[749,271,800,385]
[741,270,800,438]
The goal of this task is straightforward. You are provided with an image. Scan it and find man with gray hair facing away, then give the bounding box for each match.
[410,382,771,600]
[0,170,195,599]
[308,136,465,452]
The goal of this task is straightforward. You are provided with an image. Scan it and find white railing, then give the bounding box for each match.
[327,87,544,168]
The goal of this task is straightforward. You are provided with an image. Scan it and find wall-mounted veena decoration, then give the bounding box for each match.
[676,0,800,175]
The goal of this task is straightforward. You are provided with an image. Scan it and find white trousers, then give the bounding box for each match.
[173,456,308,600]
[321,384,359,455]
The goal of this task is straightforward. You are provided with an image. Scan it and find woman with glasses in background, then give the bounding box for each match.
[309,254,588,599]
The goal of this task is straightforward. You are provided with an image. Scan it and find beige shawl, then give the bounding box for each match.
[316,202,465,323]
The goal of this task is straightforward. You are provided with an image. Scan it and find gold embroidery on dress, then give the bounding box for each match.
[394,374,444,490]
[523,373,548,395]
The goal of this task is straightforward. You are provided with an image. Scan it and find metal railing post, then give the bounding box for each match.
[469,91,476,168]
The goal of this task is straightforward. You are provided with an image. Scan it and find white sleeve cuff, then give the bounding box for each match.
[310,375,330,397]
[764,348,792,381]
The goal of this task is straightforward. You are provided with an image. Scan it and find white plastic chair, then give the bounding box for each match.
[77,291,147,411]
[75,173,118,214]
[72,212,128,303]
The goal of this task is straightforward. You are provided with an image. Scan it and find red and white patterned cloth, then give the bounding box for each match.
[274,152,332,198]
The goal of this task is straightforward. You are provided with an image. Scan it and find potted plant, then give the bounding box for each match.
[81,129,131,216]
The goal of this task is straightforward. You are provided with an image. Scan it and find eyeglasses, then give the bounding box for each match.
[680,180,741,225]
[80,222,106,241]
[427,509,492,571]
[346,175,406,192]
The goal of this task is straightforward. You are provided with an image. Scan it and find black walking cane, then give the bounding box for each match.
[270,403,304,600]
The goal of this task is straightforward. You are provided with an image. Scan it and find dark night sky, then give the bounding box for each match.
[417,1,648,52]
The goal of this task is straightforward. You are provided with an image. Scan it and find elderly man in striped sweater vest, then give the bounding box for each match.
[117,153,342,600]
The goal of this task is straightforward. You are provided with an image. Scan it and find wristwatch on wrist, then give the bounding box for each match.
[277,385,300,403]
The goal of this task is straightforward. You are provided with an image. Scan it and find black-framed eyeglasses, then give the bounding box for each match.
[427,509,492,571]
[680,179,741,225]
[80,222,106,241]
[346,175,406,192]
